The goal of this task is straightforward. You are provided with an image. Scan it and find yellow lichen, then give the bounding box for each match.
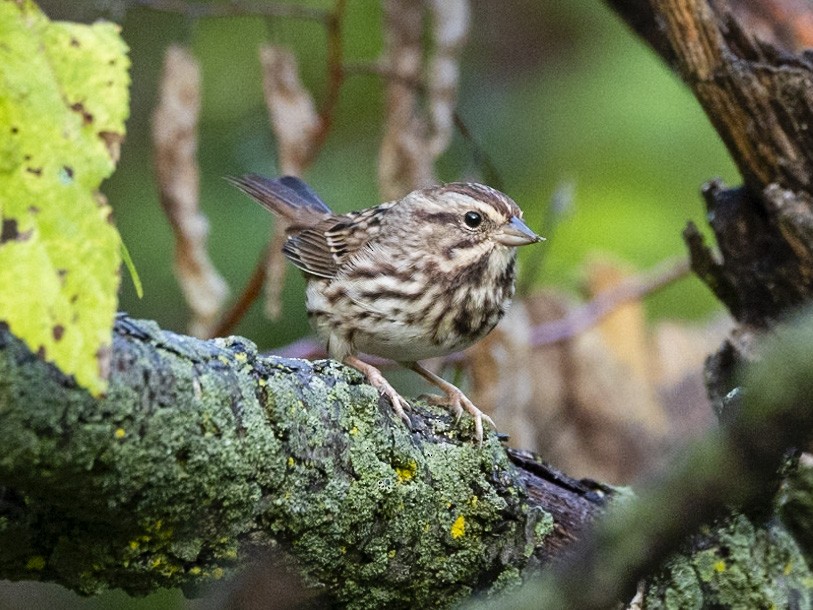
[714,560,726,573]
[287,456,295,468]
[189,566,202,575]
[235,351,247,362]
[450,515,466,539]
[149,555,183,577]
[114,427,126,439]
[395,461,417,483]
[388,549,396,558]
[26,555,45,571]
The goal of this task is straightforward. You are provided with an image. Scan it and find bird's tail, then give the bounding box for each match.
[226,174,332,228]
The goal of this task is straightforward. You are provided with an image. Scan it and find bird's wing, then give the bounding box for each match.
[284,203,395,280]
[229,173,396,280]
[282,222,340,279]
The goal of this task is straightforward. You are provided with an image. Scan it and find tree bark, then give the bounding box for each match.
[0,315,607,607]
[608,0,813,333]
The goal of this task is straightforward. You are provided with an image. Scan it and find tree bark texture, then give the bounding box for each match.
[0,316,607,608]
[609,0,813,331]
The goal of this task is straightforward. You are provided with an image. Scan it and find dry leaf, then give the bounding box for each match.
[426,0,469,157]
[378,0,470,199]
[258,44,322,320]
[379,0,436,199]
[152,45,229,338]
[469,258,727,484]
[259,44,322,176]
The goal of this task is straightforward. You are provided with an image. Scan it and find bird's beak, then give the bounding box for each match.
[495,216,544,247]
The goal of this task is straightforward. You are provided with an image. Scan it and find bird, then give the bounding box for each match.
[228,174,542,443]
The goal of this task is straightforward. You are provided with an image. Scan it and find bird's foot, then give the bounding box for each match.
[406,362,496,445]
[423,387,496,445]
[344,355,412,428]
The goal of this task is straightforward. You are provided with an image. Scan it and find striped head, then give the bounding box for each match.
[383,182,541,267]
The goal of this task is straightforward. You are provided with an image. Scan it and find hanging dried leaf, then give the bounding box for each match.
[378,0,437,199]
[259,44,322,176]
[258,44,322,320]
[426,0,469,157]
[152,45,229,338]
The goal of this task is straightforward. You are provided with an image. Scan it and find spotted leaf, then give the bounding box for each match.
[0,0,129,394]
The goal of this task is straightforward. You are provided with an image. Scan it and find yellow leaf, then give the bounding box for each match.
[0,0,129,394]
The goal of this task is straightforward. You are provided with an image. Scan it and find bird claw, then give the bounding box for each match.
[380,385,413,429]
[423,388,495,445]
[344,355,413,429]
[422,393,462,417]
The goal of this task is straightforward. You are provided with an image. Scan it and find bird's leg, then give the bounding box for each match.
[343,355,412,428]
[406,362,496,444]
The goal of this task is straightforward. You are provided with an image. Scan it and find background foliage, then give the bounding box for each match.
[43,0,736,347]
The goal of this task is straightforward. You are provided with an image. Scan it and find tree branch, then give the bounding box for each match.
[607,0,813,329]
[0,315,607,605]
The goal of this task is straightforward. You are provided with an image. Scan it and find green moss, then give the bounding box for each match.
[0,320,549,606]
[645,515,813,608]
[0,325,283,594]
[777,458,813,564]
[489,566,523,595]
[251,357,537,609]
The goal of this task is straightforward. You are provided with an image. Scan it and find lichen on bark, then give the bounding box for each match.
[0,316,560,608]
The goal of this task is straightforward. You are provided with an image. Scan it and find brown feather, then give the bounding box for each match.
[226,174,331,230]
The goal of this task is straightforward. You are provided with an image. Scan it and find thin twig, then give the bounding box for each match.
[152,46,230,338]
[529,256,691,346]
[130,0,328,21]
[342,61,425,92]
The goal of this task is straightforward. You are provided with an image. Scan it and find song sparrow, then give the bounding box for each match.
[228,174,542,442]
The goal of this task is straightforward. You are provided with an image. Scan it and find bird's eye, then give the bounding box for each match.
[463,211,483,228]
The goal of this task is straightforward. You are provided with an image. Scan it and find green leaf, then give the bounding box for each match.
[0,0,130,395]
[120,239,143,299]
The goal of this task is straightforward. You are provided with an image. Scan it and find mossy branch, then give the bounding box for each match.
[0,315,607,608]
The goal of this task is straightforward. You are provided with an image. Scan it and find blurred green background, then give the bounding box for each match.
[5,0,737,607]
[41,0,736,351]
